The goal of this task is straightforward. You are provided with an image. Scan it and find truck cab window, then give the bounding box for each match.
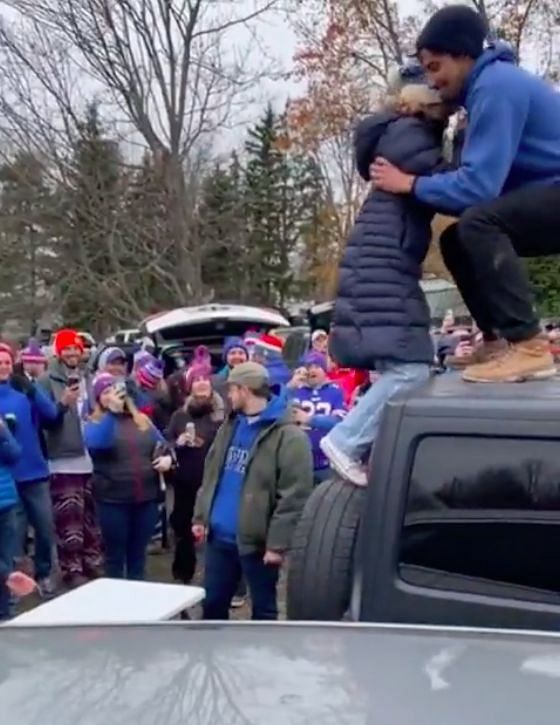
[400,436,560,597]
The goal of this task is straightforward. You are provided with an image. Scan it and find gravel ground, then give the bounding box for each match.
[15,542,287,620]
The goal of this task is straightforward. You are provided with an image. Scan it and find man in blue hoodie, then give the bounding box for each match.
[0,342,63,597]
[0,416,21,619]
[193,362,313,619]
[371,5,560,384]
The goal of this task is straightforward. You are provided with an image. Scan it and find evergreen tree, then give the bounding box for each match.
[244,105,325,306]
[527,257,560,317]
[59,103,125,335]
[199,153,251,301]
[0,151,58,336]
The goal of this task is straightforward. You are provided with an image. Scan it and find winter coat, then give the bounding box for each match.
[0,379,58,483]
[38,360,93,459]
[165,394,224,494]
[194,396,313,554]
[84,412,167,504]
[0,424,20,510]
[330,111,444,369]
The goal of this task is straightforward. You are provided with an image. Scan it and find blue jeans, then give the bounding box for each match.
[0,506,16,619]
[329,361,430,461]
[203,538,280,620]
[15,480,55,579]
[97,500,159,580]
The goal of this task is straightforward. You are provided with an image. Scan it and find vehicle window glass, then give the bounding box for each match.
[400,436,560,596]
[114,333,124,343]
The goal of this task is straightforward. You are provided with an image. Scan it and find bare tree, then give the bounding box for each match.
[0,0,288,306]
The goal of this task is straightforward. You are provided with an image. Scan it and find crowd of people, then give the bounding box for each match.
[3,2,560,621]
[0,324,378,620]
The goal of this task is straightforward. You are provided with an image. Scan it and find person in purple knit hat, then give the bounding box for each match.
[18,339,47,381]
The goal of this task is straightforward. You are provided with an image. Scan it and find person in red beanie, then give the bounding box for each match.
[37,328,102,588]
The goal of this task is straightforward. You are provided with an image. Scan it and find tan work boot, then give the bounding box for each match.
[446,339,507,369]
[462,336,557,383]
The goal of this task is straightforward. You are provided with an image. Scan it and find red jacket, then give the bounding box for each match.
[327,368,368,407]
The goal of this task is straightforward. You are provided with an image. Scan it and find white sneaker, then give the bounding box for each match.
[320,437,368,487]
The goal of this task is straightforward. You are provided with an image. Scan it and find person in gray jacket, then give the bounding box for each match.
[37,328,102,588]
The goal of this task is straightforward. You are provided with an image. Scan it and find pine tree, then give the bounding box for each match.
[59,103,125,335]
[199,152,251,301]
[0,151,58,336]
[527,257,560,317]
[244,105,325,306]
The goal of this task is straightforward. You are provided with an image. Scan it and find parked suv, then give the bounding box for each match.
[287,373,560,631]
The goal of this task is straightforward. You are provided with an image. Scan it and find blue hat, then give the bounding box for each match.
[223,337,248,362]
[303,351,328,372]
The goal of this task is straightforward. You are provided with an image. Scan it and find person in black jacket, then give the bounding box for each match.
[166,363,224,583]
[84,373,173,580]
[324,63,449,486]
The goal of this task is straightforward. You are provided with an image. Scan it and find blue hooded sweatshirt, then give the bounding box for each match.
[0,424,20,510]
[414,42,560,214]
[0,381,58,483]
[209,394,286,544]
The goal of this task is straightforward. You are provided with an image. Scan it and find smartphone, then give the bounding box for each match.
[113,380,127,397]
[3,413,16,433]
[67,374,80,389]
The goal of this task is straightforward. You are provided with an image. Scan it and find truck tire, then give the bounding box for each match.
[287,476,364,621]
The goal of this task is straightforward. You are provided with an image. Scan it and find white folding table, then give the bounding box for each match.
[5,578,205,626]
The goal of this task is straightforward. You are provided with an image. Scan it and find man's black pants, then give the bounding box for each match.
[440,184,560,342]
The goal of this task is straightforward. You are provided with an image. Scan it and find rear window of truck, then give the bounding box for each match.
[399,436,560,597]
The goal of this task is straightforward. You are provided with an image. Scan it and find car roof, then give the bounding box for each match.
[397,371,560,419]
[141,304,289,335]
[2,621,559,724]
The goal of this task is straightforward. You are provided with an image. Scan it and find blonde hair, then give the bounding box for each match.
[89,396,151,432]
[385,83,442,116]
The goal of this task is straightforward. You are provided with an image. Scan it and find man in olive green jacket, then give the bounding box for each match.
[193,362,313,620]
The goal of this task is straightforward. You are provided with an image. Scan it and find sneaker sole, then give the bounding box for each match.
[320,438,368,487]
[462,366,558,383]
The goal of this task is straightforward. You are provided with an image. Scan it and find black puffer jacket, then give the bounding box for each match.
[330,111,444,368]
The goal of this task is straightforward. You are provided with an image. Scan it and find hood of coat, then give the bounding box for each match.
[185,391,224,422]
[460,40,517,105]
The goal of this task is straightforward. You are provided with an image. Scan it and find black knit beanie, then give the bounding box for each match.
[416,5,489,59]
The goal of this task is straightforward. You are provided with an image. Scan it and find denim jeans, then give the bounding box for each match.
[203,538,280,620]
[328,361,431,462]
[0,506,17,619]
[15,479,55,580]
[97,500,159,580]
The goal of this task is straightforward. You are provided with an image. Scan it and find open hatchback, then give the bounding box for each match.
[139,303,290,371]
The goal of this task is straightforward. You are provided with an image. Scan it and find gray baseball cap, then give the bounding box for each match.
[227,362,269,390]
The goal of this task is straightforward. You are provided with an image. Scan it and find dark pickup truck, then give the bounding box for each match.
[287,373,560,631]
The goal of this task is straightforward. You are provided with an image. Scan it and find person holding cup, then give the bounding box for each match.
[165,363,224,583]
[84,373,173,580]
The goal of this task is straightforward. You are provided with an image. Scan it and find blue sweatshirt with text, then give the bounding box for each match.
[210,395,286,544]
[414,43,560,214]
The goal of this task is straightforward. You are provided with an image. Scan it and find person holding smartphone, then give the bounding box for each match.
[165,362,224,583]
[37,328,102,589]
[84,373,173,580]
[0,342,60,599]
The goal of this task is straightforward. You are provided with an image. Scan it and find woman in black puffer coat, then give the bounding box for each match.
[323,64,450,486]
